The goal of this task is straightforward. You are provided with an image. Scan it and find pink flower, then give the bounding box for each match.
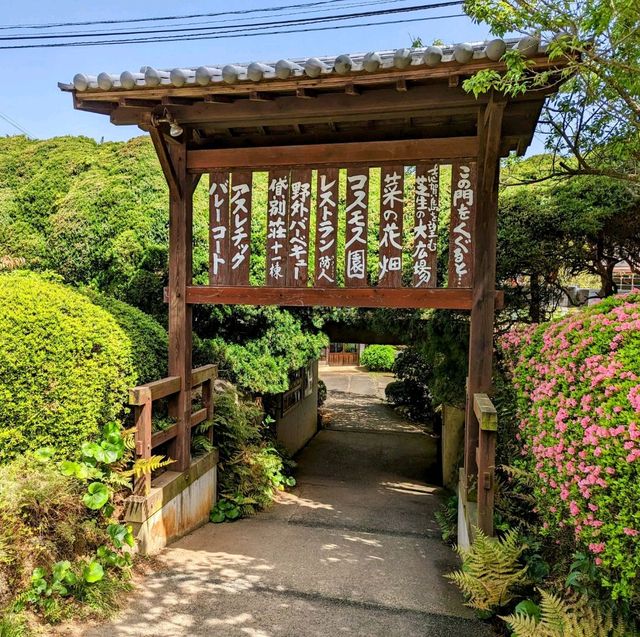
[589,542,605,554]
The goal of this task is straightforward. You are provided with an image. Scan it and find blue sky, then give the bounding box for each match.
[0,1,505,143]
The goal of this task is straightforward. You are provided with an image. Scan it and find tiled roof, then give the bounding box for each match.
[61,36,543,92]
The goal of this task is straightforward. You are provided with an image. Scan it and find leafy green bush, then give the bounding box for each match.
[81,289,168,384]
[385,347,435,421]
[360,345,396,371]
[500,293,640,602]
[211,388,295,522]
[0,272,135,462]
[0,421,138,629]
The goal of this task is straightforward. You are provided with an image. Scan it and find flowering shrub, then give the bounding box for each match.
[500,293,640,600]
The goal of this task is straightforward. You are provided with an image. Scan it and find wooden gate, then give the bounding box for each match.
[63,38,565,536]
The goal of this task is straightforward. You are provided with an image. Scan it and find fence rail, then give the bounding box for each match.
[473,392,497,535]
[128,364,218,495]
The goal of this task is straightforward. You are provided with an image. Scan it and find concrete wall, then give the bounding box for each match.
[275,360,319,455]
[124,450,218,555]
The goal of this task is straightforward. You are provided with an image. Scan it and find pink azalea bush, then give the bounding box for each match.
[500,293,640,600]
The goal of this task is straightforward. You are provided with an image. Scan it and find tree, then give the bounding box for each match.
[463,0,640,185]
[496,155,640,321]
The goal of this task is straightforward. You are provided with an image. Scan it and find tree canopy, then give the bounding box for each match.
[463,0,640,185]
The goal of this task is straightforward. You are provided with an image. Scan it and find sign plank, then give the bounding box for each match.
[266,170,289,286]
[345,167,369,287]
[208,172,230,285]
[287,168,312,287]
[378,165,404,287]
[229,171,252,286]
[448,162,476,288]
[315,168,339,287]
[413,163,440,288]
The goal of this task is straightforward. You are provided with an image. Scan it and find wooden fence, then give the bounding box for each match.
[473,392,497,535]
[128,364,218,495]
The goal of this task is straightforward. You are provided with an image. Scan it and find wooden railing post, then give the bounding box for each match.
[474,392,497,535]
[131,386,152,496]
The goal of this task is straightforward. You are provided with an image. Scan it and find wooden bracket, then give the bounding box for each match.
[149,126,182,198]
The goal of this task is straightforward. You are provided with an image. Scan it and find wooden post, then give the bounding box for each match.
[464,95,505,508]
[132,388,152,496]
[474,392,497,535]
[164,137,194,472]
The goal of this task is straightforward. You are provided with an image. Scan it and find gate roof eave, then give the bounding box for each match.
[59,37,567,157]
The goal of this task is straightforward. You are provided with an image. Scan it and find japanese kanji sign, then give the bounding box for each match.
[345,168,369,287]
[229,171,252,285]
[413,163,439,288]
[266,170,289,286]
[378,166,404,287]
[209,171,230,285]
[448,162,476,288]
[315,168,339,287]
[287,169,312,287]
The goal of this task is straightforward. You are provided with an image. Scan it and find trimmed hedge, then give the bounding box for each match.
[501,293,640,601]
[0,272,135,462]
[360,345,397,371]
[81,288,167,384]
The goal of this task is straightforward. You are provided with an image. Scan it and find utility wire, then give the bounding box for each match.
[0,111,32,137]
[0,13,464,50]
[27,0,430,38]
[0,2,463,41]
[0,0,434,30]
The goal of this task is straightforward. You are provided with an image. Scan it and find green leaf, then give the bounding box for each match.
[210,510,226,523]
[83,561,104,584]
[82,482,110,510]
[33,447,55,462]
[31,567,46,582]
[514,599,541,620]
[226,506,241,520]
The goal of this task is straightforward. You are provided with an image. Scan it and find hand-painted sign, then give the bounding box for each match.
[413,163,439,288]
[345,168,369,286]
[448,162,476,288]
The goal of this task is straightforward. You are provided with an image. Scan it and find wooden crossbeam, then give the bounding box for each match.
[187,137,477,171]
[184,285,504,310]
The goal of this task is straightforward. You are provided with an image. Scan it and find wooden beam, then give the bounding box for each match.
[187,137,478,171]
[148,126,181,198]
[111,84,487,127]
[167,141,193,472]
[184,285,503,310]
[464,92,506,526]
[473,393,497,431]
[129,376,181,405]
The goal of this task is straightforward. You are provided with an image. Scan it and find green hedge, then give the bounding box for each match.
[81,288,167,384]
[360,345,397,371]
[0,272,135,462]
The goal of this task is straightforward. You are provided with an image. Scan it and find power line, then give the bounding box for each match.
[0,0,426,31]
[0,3,463,41]
[0,13,465,50]
[32,0,425,38]
[0,111,32,137]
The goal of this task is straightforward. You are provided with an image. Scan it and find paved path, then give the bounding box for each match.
[84,371,489,637]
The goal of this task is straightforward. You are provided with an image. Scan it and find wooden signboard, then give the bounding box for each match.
[378,165,404,287]
[448,162,476,288]
[266,170,289,286]
[229,171,252,286]
[413,163,440,288]
[315,168,339,287]
[209,171,230,285]
[345,167,369,287]
[287,168,312,287]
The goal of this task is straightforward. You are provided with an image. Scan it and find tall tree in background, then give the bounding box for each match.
[463,0,640,185]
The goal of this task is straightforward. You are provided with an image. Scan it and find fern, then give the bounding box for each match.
[446,528,528,612]
[121,456,175,479]
[502,589,636,637]
[434,496,458,544]
[192,435,214,454]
